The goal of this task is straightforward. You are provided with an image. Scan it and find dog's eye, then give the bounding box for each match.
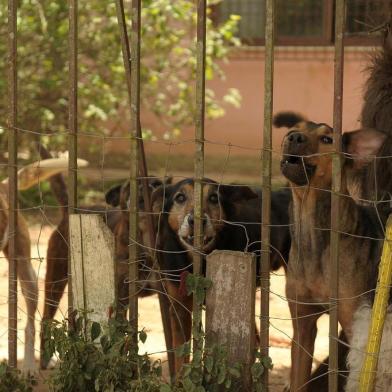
[320,135,333,144]
[174,193,186,204]
[208,193,219,204]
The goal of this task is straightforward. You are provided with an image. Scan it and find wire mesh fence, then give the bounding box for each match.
[3,0,392,391]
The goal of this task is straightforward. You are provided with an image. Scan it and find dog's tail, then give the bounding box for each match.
[273,111,306,128]
[35,143,69,215]
[1,156,88,195]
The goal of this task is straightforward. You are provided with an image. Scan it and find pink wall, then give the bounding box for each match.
[108,47,377,157]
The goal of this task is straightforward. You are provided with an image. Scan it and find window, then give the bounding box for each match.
[216,0,391,46]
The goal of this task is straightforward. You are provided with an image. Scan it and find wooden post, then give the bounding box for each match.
[69,214,116,324]
[206,250,256,388]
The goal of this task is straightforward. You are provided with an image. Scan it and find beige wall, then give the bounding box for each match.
[108,47,377,158]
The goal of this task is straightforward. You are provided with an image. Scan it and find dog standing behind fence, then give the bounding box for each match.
[343,15,392,392]
[0,157,86,372]
[275,112,387,391]
[38,145,170,368]
[151,178,292,374]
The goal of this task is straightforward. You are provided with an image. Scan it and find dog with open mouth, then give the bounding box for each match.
[151,177,292,374]
[275,111,392,391]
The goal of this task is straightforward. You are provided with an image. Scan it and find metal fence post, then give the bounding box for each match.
[193,0,207,350]
[68,0,78,315]
[330,1,345,390]
[7,0,18,369]
[129,0,140,340]
[261,0,275,388]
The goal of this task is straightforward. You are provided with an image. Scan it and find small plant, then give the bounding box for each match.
[0,361,36,392]
[43,312,164,392]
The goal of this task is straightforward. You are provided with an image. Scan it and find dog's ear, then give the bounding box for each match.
[164,176,173,185]
[105,184,122,207]
[273,112,306,129]
[342,128,387,169]
[219,184,258,202]
[151,184,174,213]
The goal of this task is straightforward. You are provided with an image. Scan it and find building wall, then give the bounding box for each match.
[108,47,377,158]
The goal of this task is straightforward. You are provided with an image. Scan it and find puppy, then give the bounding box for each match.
[151,178,292,373]
[276,112,385,391]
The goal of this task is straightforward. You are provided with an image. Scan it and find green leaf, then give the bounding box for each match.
[251,362,264,380]
[91,322,101,341]
[205,355,213,373]
[139,329,147,344]
[160,384,172,392]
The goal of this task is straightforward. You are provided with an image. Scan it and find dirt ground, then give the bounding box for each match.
[0,223,331,391]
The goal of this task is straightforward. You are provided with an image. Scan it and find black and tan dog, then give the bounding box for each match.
[151,178,292,373]
[275,112,388,391]
[39,146,169,368]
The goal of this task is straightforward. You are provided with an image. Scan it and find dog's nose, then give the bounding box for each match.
[288,132,307,144]
[188,214,207,228]
[188,214,194,227]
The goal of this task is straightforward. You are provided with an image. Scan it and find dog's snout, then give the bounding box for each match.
[187,213,207,228]
[188,214,194,227]
[288,132,307,144]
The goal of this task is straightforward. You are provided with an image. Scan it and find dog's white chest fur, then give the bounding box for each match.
[346,303,392,391]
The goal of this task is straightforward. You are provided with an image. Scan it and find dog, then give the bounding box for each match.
[343,15,392,391]
[0,156,86,372]
[275,112,388,391]
[39,144,169,368]
[346,15,392,223]
[151,177,292,373]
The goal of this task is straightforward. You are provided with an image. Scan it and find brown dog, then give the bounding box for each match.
[39,150,170,368]
[0,157,83,372]
[276,112,386,391]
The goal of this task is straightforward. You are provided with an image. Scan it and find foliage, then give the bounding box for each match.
[43,272,272,391]
[0,361,37,392]
[0,0,241,155]
[43,312,164,392]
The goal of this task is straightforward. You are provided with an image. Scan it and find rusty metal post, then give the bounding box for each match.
[193,0,207,350]
[260,0,275,389]
[68,0,78,314]
[114,0,175,378]
[128,0,140,339]
[330,1,345,390]
[7,0,18,368]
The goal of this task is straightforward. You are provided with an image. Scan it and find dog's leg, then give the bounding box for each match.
[289,301,322,392]
[40,230,68,369]
[6,225,38,372]
[165,280,192,375]
[18,257,38,372]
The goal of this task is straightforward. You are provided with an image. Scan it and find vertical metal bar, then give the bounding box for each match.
[68,0,78,315]
[129,0,140,338]
[193,0,206,348]
[114,0,175,377]
[330,1,345,391]
[7,0,18,368]
[260,0,275,389]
